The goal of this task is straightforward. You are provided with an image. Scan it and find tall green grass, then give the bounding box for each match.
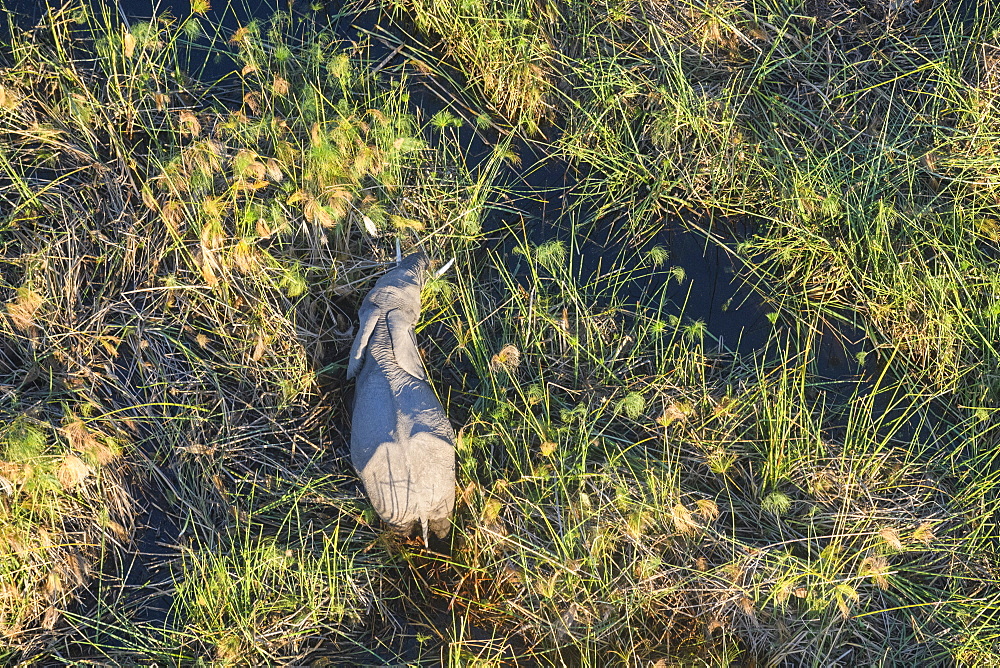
[430,237,1000,664]
[0,1,457,662]
[392,0,558,134]
[2,0,1000,665]
[393,0,1000,403]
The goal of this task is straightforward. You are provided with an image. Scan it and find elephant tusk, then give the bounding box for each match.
[435,257,456,278]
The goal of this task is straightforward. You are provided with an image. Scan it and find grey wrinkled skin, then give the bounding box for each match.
[346,252,456,543]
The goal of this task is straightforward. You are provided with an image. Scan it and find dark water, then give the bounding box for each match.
[2,0,283,30]
[352,12,785,361]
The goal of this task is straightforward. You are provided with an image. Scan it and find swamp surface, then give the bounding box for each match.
[1,0,999,666]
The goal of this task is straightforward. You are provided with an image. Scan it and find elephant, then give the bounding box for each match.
[346,252,456,545]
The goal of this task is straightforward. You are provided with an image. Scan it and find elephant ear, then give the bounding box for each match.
[386,308,427,381]
[347,301,380,379]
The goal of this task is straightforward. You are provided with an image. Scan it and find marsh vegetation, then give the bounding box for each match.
[1,0,999,665]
